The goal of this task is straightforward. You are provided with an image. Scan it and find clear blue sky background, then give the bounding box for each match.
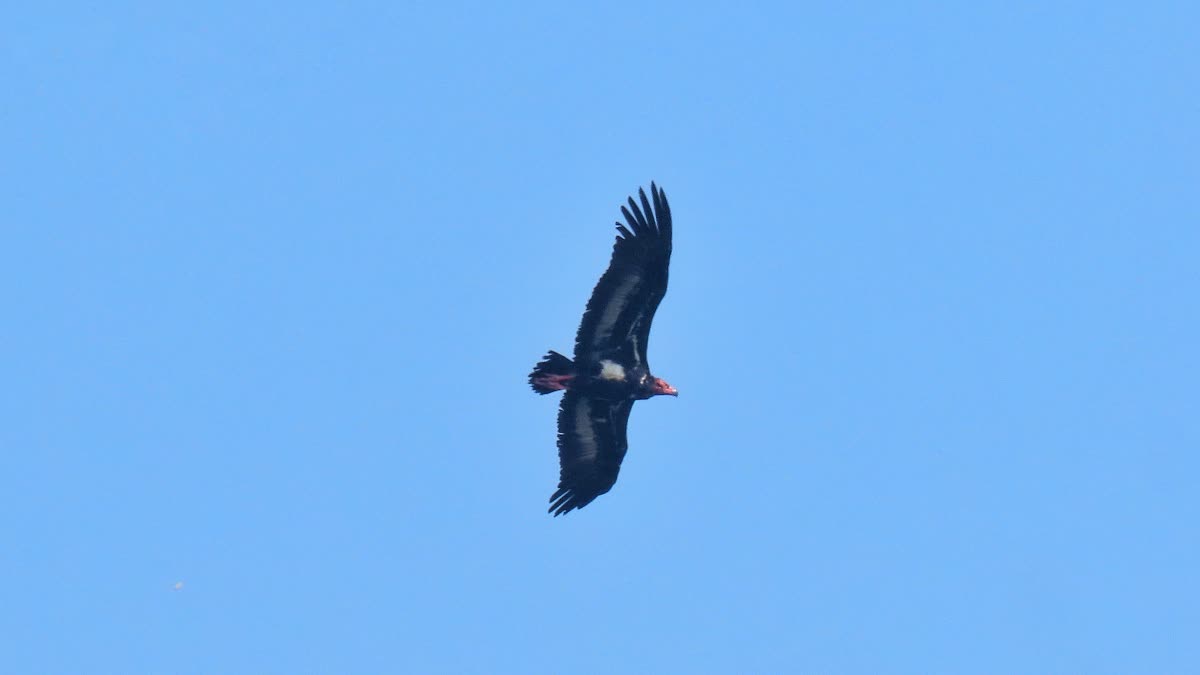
[3,2,1197,673]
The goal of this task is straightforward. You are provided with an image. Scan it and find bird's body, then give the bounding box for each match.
[529,183,677,516]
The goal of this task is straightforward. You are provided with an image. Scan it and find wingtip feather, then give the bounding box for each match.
[638,187,656,231]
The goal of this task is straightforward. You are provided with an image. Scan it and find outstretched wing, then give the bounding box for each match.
[549,392,635,516]
[573,183,672,368]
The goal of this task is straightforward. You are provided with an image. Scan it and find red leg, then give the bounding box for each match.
[532,374,574,391]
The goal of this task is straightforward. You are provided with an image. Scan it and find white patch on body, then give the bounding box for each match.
[599,360,626,381]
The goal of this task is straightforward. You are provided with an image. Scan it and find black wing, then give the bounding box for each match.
[549,392,635,516]
[573,183,672,367]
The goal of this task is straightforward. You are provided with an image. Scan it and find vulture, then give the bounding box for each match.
[528,183,677,516]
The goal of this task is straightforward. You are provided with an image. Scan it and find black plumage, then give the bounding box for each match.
[529,183,677,516]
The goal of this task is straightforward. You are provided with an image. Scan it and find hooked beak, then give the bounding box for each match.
[652,378,678,397]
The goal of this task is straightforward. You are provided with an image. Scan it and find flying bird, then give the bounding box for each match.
[529,183,677,516]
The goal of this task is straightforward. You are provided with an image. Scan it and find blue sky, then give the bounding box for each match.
[2,2,1197,672]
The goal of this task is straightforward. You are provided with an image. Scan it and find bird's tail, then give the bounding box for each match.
[529,350,575,394]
